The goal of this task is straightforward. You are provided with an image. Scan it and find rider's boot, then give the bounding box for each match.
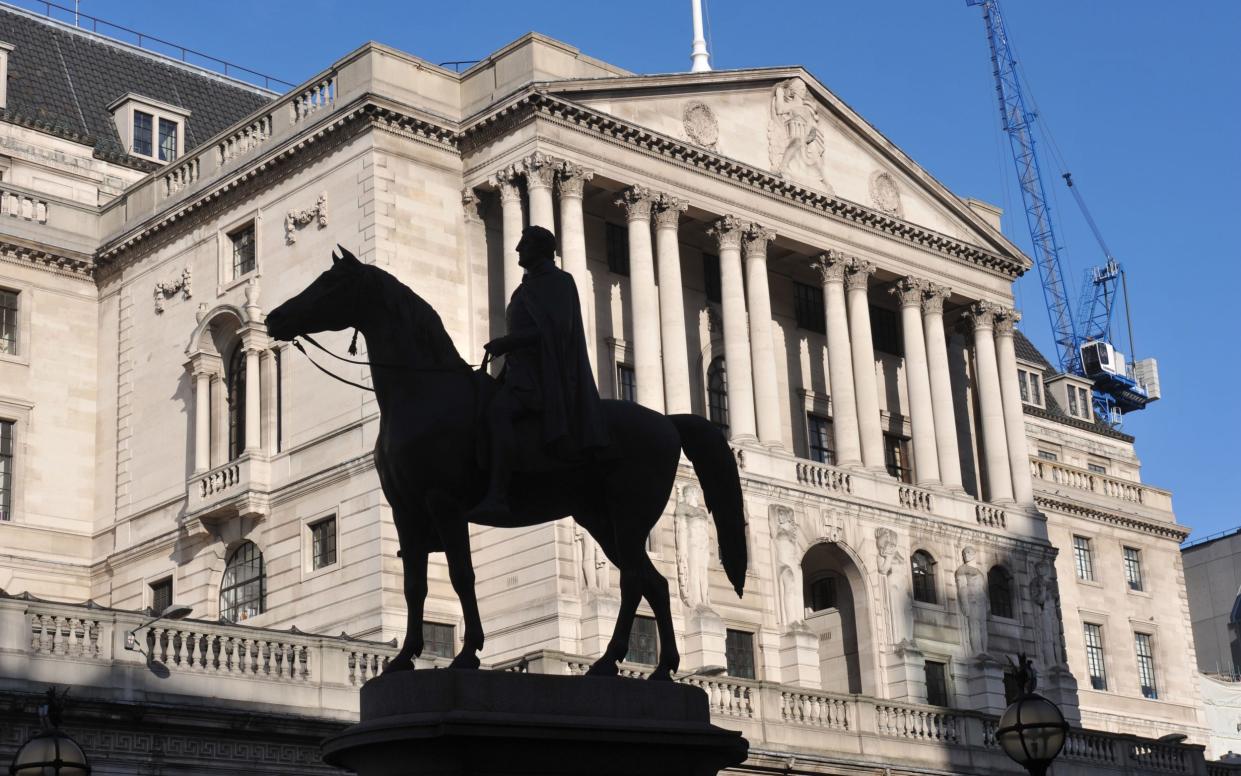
[467,395,515,522]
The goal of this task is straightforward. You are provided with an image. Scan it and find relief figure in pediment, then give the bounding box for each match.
[768,78,829,190]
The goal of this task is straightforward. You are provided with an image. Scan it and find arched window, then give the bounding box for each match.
[220,541,265,622]
[911,550,937,604]
[988,565,1014,619]
[707,356,728,433]
[227,343,247,460]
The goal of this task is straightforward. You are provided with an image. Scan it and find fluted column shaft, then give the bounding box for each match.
[709,216,757,441]
[523,153,557,231]
[813,252,861,466]
[743,224,782,447]
[244,347,261,453]
[558,163,596,375]
[968,302,1014,503]
[995,311,1035,505]
[492,173,524,303]
[194,370,212,473]
[922,285,963,490]
[893,278,939,486]
[260,349,278,454]
[210,373,226,467]
[654,195,691,414]
[846,259,884,470]
[617,186,664,412]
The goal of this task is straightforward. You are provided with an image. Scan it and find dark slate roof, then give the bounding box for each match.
[1013,328,1054,372]
[1013,327,1134,442]
[0,5,275,170]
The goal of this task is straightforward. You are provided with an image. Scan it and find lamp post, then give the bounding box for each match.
[124,603,193,653]
[8,688,91,776]
[996,654,1069,776]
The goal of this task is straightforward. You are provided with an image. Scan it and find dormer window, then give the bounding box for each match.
[109,93,190,165]
[1017,366,1044,407]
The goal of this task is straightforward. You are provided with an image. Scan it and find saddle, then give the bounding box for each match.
[472,370,606,474]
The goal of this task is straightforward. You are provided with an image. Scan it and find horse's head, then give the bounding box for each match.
[266,245,368,342]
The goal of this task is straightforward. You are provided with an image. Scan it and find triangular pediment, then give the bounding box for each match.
[545,68,1026,264]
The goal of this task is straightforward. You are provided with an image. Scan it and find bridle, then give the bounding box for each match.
[291,333,488,393]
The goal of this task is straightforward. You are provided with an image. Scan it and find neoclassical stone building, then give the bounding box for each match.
[0,5,1208,774]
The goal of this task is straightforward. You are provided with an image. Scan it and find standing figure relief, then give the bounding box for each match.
[771,505,805,629]
[675,483,713,610]
[955,546,988,657]
[768,78,831,190]
[876,527,914,648]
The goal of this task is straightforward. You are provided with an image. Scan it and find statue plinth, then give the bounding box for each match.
[322,670,749,776]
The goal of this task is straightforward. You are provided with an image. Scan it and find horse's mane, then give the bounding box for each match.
[363,265,467,370]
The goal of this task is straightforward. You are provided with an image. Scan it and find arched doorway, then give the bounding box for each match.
[802,542,874,695]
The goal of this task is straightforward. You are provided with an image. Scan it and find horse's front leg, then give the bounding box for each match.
[429,491,484,669]
[386,529,429,673]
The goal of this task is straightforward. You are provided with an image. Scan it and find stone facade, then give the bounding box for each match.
[0,9,1210,775]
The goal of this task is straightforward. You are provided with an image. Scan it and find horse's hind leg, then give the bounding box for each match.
[427,489,483,669]
[637,552,679,681]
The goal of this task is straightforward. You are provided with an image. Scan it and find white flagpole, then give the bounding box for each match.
[690,0,711,72]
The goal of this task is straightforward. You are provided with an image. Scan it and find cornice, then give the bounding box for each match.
[0,237,94,278]
[1034,495,1188,542]
[1023,402,1134,443]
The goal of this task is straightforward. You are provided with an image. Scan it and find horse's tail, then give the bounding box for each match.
[668,414,747,598]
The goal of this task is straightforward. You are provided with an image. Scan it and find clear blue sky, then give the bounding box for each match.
[29,1,1238,537]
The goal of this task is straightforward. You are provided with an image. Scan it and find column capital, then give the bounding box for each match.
[615,185,656,222]
[652,194,687,229]
[742,223,777,257]
[890,276,927,308]
[489,165,522,202]
[186,350,223,378]
[921,283,951,315]
[965,300,1001,331]
[993,308,1021,336]
[708,214,746,250]
[520,151,558,191]
[557,161,594,198]
[844,258,876,292]
[462,187,483,223]
[810,250,849,286]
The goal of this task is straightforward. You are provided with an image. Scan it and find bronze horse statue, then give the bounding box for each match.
[266,247,747,680]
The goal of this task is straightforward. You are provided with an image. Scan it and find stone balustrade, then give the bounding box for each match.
[292,75,336,122]
[0,186,48,223]
[1030,456,1174,513]
[898,484,935,512]
[795,460,853,494]
[186,453,271,521]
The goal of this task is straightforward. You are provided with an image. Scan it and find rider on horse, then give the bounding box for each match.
[468,225,609,521]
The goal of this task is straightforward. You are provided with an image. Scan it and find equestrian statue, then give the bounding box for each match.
[265,226,747,681]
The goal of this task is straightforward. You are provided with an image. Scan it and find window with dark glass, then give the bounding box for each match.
[423,621,455,658]
[884,434,911,483]
[616,364,637,402]
[626,615,658,665]
[793,281,825,334]
[988,565,1014,619]
[132,110,153,156]
[311,516,337,570]
[1083,622,1107,690]
[0,289,18,356]
[808,575,837,612]
[1067,385,1080,417]
[1029,372,1042,405]
[220,541,265,622]
[1088,463,1107,474]
[807,414,834,465]
[0,419,12,521]
[606,222,629,276]
[1135,632,1157,699]
[149,577,172,615]
[231,223,256,278]
[870,305,902,356]
[1018,370,1030,402]
[157,118,178,162]
[702,252,721,303]
[911,550,936,604]
[227,344,247,460]
[925,660,949,706]
[725,629,755,679]
[707,356,728,433]
[1037,450,1058,462]
[1073,535,1095,581]
[1123,547,1143,592]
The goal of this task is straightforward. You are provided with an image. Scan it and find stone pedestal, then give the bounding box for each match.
[322,670,748,776]
[885,644,925,702]
[579,593,619,659]
[778,627,821,688]
[684,608,727,670]
[1043,664,1082,726]
[961,655,1007,716]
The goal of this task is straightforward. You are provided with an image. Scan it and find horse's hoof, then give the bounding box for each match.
[384,656,415,674]
[649,667,673,682]
[584,660,619,677]
[449,653,481,670]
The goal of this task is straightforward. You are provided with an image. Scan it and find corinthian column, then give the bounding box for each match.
[708,215,757,441]
[489,167,524,303]
[892,277,939,486]
[243,340,263,455]
[845,259,884,470]
[522,152,557,231]
[922,284,963,491]
[616,186,664,412]
[966,302,1014,504]
[558,162,596,374]
[189,355,221,473]
[743,223,782,447]
[654,194,691,414]
[812,252,861,467]
[995,310,1035,505]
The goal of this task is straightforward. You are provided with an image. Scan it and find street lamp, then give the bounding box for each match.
[8,688,91,776]
[996,654,1069,776]
[124,603,193,653]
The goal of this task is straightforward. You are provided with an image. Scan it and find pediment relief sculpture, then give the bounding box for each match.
[682,101,719,151]
[869,170,903,217]
[767,78,832,193]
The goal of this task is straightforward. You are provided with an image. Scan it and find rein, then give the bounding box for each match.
[291,334,487,393]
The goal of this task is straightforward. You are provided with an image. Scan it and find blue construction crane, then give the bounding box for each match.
[966,0,1157,423]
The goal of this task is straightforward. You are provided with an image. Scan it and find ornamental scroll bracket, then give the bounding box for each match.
[154,267,192,314]
[285,191,328,244]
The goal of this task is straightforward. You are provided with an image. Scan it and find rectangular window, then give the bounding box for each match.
[1030,374,1042,405]
[0,289,17,356]
[311,516,337,570]
[1018,370,1029,402]
[132,110,153,156]
[616,364,636,402]
[423,621,455,658]
[808,575,837,612]
[626,615,658,665]
[1088,463,1107,474]
[1038,450,1058,462]
[149,577,172,615]
[0,419,12,521]
[158,117,178,162]
[1135,633,1158,699]
[925,660,949,706]
[606,222,629,276]
[807,414,835,465]
[793,281,825,334]
[725,629,756,679]
[1073,535,1095,581]
[1067,385,1080,417]
[884,434,912,484]
[1083,623,1108,690]
[702,252,721,303]
[870,306,902,356]
[230,223,256,278]
[1123,547,1144,592]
